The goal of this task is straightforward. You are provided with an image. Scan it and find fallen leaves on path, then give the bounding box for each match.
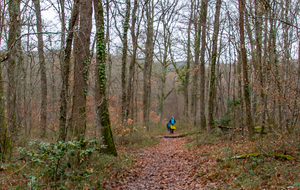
[105,134,217,189]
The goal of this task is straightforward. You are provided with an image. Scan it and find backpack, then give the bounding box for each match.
[170,118,175,125]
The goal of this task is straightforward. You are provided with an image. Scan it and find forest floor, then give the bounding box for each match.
[104,131,218,189]
[103,130,300,190]
[1,129,300,189]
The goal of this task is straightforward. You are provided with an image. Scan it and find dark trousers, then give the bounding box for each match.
[170,129,174,134]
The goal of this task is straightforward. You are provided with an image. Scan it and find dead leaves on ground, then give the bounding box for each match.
[105,137,217,189]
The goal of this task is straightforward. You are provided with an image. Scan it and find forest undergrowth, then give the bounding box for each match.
[1,123,300,189]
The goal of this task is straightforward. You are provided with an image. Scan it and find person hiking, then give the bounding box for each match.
[167,122,171,132]
[169,116,176,134]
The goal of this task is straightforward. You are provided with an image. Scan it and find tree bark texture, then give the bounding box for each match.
[94,0,117,156]
[239,0,254,139]
[143,1,154,130]
[208,0,221,131]
[199,0,208,129]
[127,0,138,122]
[0,63,10,161]
[71,0,92,140]
[121,0,130,124]
[7,0,21,144]
[58,0,79,141]
[33,0,48,138]
[191,2,201,126]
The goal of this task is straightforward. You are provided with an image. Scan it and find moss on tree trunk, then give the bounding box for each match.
[94,0,117,156]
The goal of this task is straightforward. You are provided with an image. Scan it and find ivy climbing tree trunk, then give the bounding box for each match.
[7,0,21,145]
[121,0,130,125]
[58,0,79,141]
[33,0,47,138]
[208,0,221,132]
[239,0,254,140]
[94,0,117,156]
[71,0,92,140]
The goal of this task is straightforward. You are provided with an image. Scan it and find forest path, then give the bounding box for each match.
[110,132,215,189]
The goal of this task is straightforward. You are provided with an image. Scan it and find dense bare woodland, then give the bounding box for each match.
[1,0,300,189]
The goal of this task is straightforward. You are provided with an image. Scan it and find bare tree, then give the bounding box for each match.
[7,0,21,144]
[143,0,154,130]
[127,0,140,122]
[183,1,193,119]
[208,0,222,131]
[58,0,80,141]
[33,0,47,138]
[71,0,93,139]
[199,0,208,129]
[191,0,201,126]
[121,0,131,124]
[239,0,254,139]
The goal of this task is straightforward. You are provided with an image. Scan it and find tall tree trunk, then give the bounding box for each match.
[239,0,254,140]
[71,0,92,140]
[254,0,265,135]
[7,0,21,144]
[0,63,10,161]
[0,1,10,161]
[127,0,138,122]
[33,0,47,138]
[94,0,117,156]
[184,1,193,119]
[158,21,168,123]
[199,0,208,129]
[105,0,113,97]
[143,0,154,130]
[208,0,221,131]
[121,0,130,125]
[191,0,201,126]
[58,0,79,141]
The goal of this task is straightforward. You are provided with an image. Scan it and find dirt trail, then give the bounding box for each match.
[110,134,213,189]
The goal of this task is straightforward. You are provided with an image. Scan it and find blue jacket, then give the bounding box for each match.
[170,118,176,125]
[167,122,171,128]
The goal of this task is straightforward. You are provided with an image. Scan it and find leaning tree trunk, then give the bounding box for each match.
[71,0,92,140]
[208,0,221,132]
[33,0,47,138]
[94,0,117,156]
[58,0,79,141]
[239,0,254,140]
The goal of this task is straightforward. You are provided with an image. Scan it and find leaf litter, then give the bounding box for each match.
[105,134,216,189]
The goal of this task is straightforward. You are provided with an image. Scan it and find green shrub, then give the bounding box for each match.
[17,138,105,189]
[214,114,231,126]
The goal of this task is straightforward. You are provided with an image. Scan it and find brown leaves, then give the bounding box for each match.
[106,138,214,189]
